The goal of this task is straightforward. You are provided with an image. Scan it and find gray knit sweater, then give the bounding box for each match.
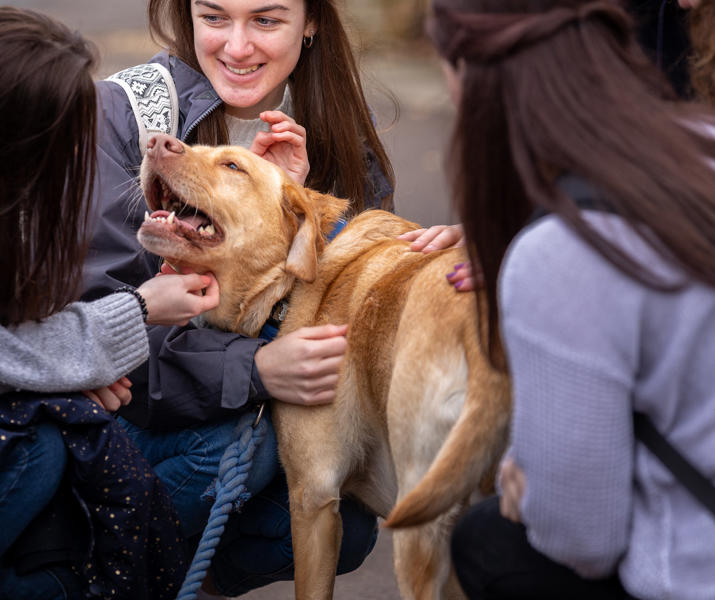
[501,212,715,600]
[0,292,148,395]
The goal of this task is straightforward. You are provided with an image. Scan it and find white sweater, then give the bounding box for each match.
[500,211,715,600]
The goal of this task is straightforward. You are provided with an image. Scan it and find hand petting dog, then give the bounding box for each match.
[399,223,482,291]
[255,323,348,406]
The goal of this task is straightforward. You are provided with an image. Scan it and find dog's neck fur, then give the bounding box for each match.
[206,264,295,337]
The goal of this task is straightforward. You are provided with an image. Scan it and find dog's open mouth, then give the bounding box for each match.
[142,175,224,245]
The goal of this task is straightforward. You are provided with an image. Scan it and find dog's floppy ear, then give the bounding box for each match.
[282,182,349,282]
[282,182,347,282]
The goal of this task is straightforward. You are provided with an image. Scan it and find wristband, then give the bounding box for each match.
[115,286,148,322]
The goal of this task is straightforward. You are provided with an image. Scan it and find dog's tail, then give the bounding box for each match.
[383,337,510,529]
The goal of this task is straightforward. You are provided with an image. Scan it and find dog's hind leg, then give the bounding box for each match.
[392,509,466,600]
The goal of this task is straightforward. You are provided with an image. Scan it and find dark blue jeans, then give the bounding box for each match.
[0,422,83,600]
[120,412,378,596]
[118,412,279,538]
[0,565,83,600]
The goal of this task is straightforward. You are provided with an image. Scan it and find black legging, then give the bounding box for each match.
[451,496,637,600]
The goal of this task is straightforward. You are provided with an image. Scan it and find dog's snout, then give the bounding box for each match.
[147,133,185,157]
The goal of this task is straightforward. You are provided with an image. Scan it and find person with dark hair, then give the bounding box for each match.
[0,6,220,599]
[399,0,700,273]
[83,0,394,595]
[424,0,715,599]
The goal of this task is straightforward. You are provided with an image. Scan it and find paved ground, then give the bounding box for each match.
[10,1,457,597]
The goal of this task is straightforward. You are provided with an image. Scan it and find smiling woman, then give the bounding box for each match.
[82,0,394,595]
[191,0,310,118]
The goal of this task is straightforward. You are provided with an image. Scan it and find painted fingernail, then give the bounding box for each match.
[454,280,463,289]
[446,271,456,280]
[454,263,465,270]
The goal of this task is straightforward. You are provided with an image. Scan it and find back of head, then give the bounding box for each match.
[429,0,715,363]
[0,7,98,325]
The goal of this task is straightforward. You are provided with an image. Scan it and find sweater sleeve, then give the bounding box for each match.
[0,293,148,394]
[499,215,641,578]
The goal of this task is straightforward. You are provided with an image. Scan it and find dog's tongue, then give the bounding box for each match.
[178,215,206,230]
[148,210,204,230]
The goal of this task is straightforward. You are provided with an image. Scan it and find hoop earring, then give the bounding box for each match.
[303,35,314,48]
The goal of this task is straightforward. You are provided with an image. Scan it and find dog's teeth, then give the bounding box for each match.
[204,224,215,236]
[144,211,150,222]
[168,211,175,224]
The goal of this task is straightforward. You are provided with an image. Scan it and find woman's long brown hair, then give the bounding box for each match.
[148,0,394,215]
[0,7,98,326]
[430,0,715,367]
[690,0,715,102]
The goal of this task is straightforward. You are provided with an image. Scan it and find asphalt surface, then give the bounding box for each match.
[8,1,457,597]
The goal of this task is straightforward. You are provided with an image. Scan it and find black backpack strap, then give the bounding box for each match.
[528,174,613,225]
[633,412,715,517]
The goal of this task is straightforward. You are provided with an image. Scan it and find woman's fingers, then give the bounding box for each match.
[249,112,309,185]
[446,262,482,291]
[397,228,427,242]
[398,224,465,253]
[82,384,129,412]
[254,324,348,406]
[498,458,527,523]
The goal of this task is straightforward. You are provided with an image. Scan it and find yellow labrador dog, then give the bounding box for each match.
[137,134,511,600]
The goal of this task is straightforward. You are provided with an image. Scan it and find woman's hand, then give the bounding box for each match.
[83,376,132,412]
[498,457,527,523]
[399,224,482,292]
[254,324,348,406]
[398,224,465,253]
[137,271,220,326]
[446,262,480,292]
[250,110,309,185]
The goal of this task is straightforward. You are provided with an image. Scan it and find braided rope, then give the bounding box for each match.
[177,411,268,600]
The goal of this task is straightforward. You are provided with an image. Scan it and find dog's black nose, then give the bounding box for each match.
[147,133,184,156]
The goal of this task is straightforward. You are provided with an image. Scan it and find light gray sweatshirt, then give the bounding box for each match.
[501,212,715,600]
[0,292,148,395]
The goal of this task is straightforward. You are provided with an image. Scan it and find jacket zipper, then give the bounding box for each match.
[182,99,222,143]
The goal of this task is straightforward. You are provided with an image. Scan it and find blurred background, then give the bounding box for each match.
[7,0,457,598]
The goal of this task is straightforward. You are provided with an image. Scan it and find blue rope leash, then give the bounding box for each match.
[177,408,268,600]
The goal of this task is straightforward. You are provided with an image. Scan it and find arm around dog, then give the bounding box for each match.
[255,324,348,406]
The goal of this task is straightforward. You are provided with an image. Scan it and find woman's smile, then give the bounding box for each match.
[223,62,262,76]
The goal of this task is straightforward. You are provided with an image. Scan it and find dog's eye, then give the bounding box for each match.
[221,161,248,175]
